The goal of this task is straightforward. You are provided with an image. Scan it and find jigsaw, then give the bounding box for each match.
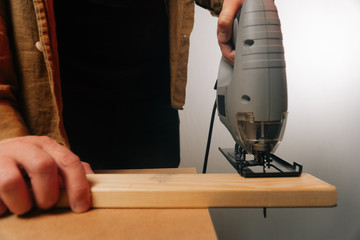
[215,0,302,177]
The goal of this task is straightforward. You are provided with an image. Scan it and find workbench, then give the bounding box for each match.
[0,168,336,240]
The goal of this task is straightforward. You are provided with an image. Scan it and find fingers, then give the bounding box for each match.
[0,156,33,215]
[0,140,60,213]
[0,198,7,215]
[40,138,91,213]
[81,161,94,174]
[0,136,91,215]
[217,0,244,64]
[18,144,60,210]
[219,40,236,64]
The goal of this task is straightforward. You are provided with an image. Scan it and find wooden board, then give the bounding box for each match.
[57,173,337,208]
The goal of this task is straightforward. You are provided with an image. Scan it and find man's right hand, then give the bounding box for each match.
[217,0,244,64]
[0,136,92,215]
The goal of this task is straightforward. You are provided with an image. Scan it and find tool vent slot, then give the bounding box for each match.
[217,95,226,116]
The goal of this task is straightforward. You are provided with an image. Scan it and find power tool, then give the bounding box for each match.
[216,0,302,177]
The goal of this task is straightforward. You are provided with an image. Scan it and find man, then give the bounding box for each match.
[0,0,243,215]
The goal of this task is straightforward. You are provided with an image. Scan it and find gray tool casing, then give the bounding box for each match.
[216,0,288,154]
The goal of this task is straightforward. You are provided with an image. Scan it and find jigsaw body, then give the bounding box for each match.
[216,0,301,177]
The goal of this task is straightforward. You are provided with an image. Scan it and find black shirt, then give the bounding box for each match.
[54,1,180,169]
[55,0,170,101]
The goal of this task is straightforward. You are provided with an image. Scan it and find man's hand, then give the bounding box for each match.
[0,136,92,215]
[217,0,244,64]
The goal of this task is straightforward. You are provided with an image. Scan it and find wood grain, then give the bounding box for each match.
[57,173,337,208]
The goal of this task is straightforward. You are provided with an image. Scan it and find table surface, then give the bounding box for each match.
[0,208,217,240]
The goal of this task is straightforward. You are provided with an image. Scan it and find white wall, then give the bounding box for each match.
[180,0,360,239]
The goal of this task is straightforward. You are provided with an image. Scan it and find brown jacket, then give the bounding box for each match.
[0,0,222,145]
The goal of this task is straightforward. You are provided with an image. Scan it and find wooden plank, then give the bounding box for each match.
[57,173,337,208]
[0,209,217,240]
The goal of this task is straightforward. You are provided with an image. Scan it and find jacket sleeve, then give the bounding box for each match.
[195,0,223,16]
[0,2,29,140]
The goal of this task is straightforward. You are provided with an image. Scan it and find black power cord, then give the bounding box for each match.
[202,81,218,174]
[202,100,217,174]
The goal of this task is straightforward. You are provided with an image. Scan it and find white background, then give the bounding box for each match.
[179,0,360,239]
